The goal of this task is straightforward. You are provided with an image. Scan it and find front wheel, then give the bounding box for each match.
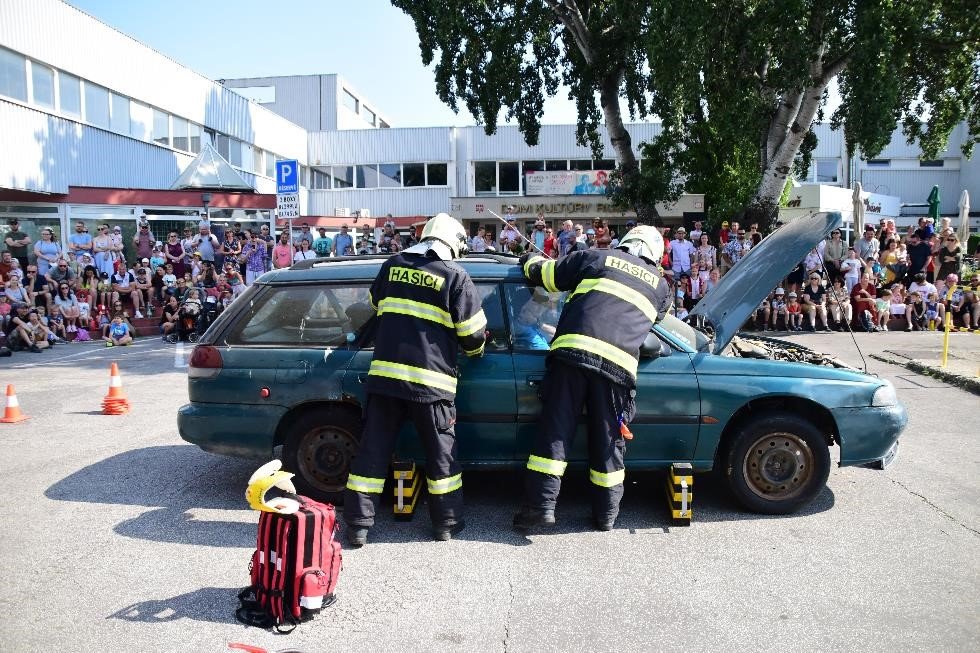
[724,413,831,514]
[282,407,362,505]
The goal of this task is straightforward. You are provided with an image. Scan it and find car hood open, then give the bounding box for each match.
[690,211,843,354]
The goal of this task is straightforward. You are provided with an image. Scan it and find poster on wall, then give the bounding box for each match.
[525,170,610,196]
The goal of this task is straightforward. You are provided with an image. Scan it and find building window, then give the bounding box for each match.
[357,164,379,188]
[0,47,27,102]
[593,159,615,170]
[426,163,448,186]
[866,159,890,167]
[475,162,497,194]
[84,82,110,128]
[919,159,944,167]
[30,62,54,109]
[545,160,568,171]
[215,134,230,160]
[569,160,592,171]
[342,89,358,113]
[378,163,401,187]
[311,169,331,189]
[152,109,170,147]
[253,147,264,174]
[266,152,278,178]
[363,107,377,126]
[129,101,151,140]
[172,116,189,151]
[189,123,201,154]
[58,71,80,116]
[110,92,129,133]
[522,160,545,174]
[331,166,354,189]
[229,138,243,167]
[498,161,520,194]
[816,160,838,183]
[403,163,425,187]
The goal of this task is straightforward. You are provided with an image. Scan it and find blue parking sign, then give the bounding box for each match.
[276,159,299,194]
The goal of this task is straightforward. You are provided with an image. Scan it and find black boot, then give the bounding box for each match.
[432,520,465,542]
[512,506,556,531]
[346,526,369,548]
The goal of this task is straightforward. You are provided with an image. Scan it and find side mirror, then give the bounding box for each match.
[639,332,671,359]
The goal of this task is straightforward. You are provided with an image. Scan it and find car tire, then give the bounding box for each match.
[282,407,362,505]
[724,412,831,515]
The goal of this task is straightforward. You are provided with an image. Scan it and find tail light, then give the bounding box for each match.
[188,345,222,379]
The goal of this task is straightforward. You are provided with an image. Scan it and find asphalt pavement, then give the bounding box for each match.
[0,332,977,652]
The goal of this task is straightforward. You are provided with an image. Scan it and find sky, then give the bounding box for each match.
[67,0,588,129]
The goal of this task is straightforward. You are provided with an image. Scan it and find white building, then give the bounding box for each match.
[0,0,976,256]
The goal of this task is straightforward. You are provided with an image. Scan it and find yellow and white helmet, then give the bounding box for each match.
[245,460,300,514]
[420,213,469,259]
[617,225,665,264]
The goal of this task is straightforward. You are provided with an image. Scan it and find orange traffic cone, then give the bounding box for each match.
[102,362,131,415]
[0,384,29,423]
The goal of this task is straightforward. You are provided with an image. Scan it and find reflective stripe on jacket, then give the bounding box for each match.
[366,251,486,402]
[523,249,671,387]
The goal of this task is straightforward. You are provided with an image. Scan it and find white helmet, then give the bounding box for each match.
[419,213,469,259]
[617,225,664,264]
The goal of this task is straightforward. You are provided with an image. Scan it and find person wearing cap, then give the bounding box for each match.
[4,219,31,270]
[718,220,731,245]
[531,213,548,252]
[193,221,220,263]
[313,227,333,257]
[499,215,522,251]
[5,302,43,352]
[689,221,703,242]
[331,224,353,257]
[770,287,788,329]
[786,291,803,331]
[584,228,597,248]
[669,227,696,277]
[133,218,155,261]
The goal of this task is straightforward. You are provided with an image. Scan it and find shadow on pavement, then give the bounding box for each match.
[46,445,835,550]
[107,586,240,625]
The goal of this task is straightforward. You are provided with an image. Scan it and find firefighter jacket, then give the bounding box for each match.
[366,251,487,402]
[523,249,671,387]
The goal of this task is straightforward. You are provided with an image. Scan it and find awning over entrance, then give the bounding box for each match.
[170,143,254,192]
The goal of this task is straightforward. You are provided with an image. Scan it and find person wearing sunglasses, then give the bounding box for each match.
[801,272,832,332]
[823,228,846,283]
[92,224,115,278]
[33,228,62,277]
[936,234,962,288]
[45,258,77,300]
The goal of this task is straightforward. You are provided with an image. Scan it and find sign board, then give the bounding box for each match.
[525,170,611,196]
[450,193,705,220]
[277,193,300,220]
[275,159,299,194]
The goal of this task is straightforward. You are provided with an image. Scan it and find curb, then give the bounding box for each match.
[869,353,980,396]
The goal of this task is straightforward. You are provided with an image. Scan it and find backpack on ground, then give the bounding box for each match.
[236,495,342,632]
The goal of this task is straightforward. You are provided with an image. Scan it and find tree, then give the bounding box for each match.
[393,1,980,229]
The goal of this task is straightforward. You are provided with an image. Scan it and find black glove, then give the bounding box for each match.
[518,252,531,268]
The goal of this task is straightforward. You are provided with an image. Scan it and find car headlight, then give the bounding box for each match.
[871,383,897,407]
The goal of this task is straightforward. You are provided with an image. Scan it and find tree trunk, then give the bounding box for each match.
[598,69,662,226]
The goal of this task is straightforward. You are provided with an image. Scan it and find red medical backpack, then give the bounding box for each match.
[236,496,342,632]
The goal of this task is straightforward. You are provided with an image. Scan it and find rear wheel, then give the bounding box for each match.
[282,407,361,504]
[724,413,831,514]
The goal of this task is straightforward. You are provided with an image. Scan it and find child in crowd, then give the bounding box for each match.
[94,304,111,333]
[47,305,67,341]
[826,279,851,330]
[906,292,926,331]
[27,310,53,349]
[0,292,10,329]
[162,264,177,292]
[220,289,234,311]
[875,290,892,332]
[786,292,803,331]
[96,272,111,308]
[755,295,771,331]
[150,245,166,271]
[771,288,788,330]
[675,297,689,321]
[104,315,133,347]
[840,249,861,294]
[924,292,941,329]
[182,288,203,316]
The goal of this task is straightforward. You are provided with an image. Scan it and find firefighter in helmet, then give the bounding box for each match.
[344,213,487,546]
[513,225,671,532]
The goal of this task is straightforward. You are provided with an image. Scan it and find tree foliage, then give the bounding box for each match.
[392,1,980,229]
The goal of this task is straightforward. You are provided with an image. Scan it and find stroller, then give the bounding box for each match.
[165,296,205,343]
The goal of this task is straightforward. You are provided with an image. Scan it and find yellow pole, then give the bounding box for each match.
[941,284,957,368]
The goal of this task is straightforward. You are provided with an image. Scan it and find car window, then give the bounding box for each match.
[505,285,563,351]
[226,284,372,346]
[654,313,708,351]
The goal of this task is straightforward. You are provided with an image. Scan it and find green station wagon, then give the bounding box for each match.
[178,212,906,515]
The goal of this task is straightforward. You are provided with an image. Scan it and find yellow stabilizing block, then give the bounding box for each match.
[666,463,693,526]
[392,461,422,521]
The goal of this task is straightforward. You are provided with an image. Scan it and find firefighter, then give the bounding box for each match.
[344,213,487,546]
[513,225,670,532]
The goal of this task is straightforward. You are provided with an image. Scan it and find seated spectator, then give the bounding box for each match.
[948,283,978,330]
[104,315,133,347]
[924,292,944,329]
[770,288,788,330]
[850,274,878,331]
[754,294,771,331]
[888,284,909,331]
[223,262,246,297]
[96,272,112,310]
[160,295,180,338]
[826,279,852,330]
[53,283,82,334]
[26,309,55,349]
[47,304,68,341]
[875,290,892,331]
[134,265,153,315]
[803,247,823,278]
[905,292,927,331]
[4,274,31,306]
[786,292,803,331]
[0,291,10,330]
[112,264,144,318]
[801,272,831,332]
[5,303,42,352]
[21,265,49,310]
[907,272,937,303]
[46,258,76,292]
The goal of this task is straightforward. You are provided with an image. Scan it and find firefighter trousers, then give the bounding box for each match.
[523,360,633,522]
[344,393,463,528]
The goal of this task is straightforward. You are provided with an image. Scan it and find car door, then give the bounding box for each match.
[511,284,701,465]
[341,282,516,463]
